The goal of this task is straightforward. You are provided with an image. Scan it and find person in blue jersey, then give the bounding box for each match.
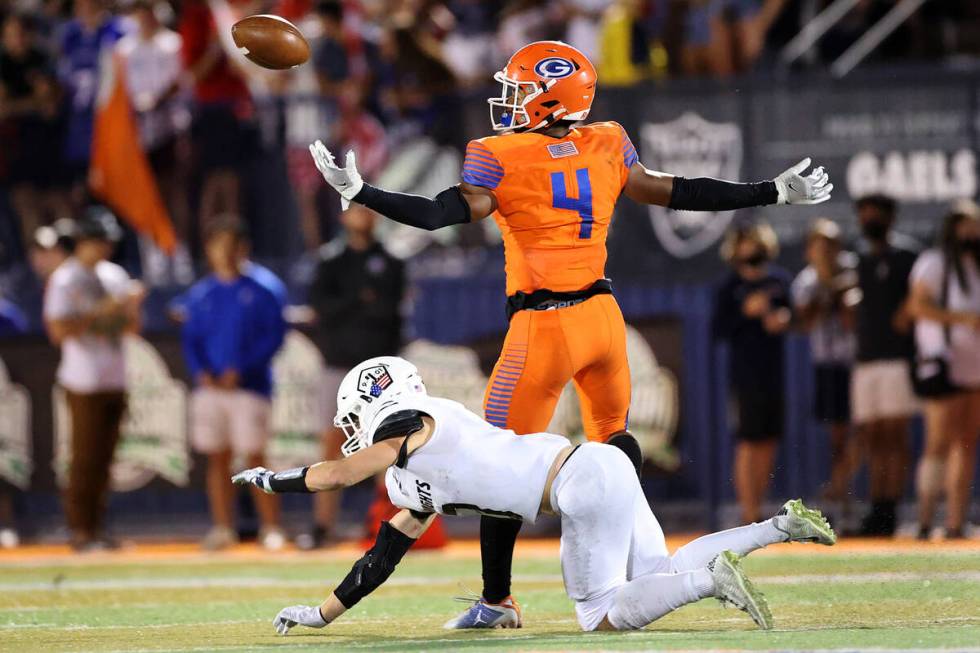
[57,0,125,193]
[182,218,287,551]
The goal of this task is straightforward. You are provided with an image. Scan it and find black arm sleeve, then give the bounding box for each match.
[669,177,778,212]
[352,184,471,231]
[267,466,312,493]
[334,521,416,609]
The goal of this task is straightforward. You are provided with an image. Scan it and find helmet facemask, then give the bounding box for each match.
[335,401,368,457]
[488,72,556,132]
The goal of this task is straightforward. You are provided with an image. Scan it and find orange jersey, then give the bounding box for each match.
[462,121,638,296]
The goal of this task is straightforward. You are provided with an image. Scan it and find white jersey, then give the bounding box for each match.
[378,396,570,523]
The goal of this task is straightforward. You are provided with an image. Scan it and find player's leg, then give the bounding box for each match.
[448,310,573,627]
[483,309,570,603]
[484,309,571,434]
[565,295,632,443]
[667,499,836,575]
[553,443,637,631]
[562,444,771,631]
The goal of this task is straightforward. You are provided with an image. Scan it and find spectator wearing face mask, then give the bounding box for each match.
[712,221,791,524]
[907,201,980,540]
[851,194,920,537]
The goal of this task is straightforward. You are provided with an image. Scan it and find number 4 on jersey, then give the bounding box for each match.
[550,168,594,239]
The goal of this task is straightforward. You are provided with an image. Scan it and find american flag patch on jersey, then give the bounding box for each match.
[547,141,579,158]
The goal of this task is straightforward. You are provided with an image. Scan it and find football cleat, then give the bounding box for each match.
[773,499,837,546]
[443,595,522,629]
[709,550,773,630]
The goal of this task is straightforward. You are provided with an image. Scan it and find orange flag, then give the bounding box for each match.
[89,51,177,254]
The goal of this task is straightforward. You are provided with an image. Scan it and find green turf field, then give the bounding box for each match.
[2,547,979,652]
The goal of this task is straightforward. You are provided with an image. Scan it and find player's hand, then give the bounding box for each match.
[273,604,328,635]
[231,467,275,494]
[309,140,363,211]
[774,158,832,205]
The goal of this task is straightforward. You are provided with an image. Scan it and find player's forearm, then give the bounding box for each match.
[352,184,471,231]
[624,166,777,210]
[305,460,353,491]
[333,521,417,609]
[667,176,778,212]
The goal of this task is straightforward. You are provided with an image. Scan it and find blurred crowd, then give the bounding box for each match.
[3,0,980,271]
[712,196,980,541]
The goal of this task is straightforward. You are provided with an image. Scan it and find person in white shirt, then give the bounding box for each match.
[43,208,144,551]
[233,356,836,636]
[792,219,860,515]
[907,202,980,539]
[116,0,192,284]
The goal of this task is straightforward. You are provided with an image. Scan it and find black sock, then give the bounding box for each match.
[607,431,642,476]
[480,516,522,603]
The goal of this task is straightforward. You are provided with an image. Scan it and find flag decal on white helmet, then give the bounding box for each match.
[357,364,394,399]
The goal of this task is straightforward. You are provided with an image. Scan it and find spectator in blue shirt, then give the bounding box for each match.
[183,218,287,551]
[58,0,125,188]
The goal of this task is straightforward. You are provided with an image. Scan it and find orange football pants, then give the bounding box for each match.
[483,293,631,441]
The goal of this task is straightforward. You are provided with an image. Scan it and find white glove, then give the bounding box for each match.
[273,604,328,636]
[231,467,274,494]
[309,140,363,211]
[774,158,833,205]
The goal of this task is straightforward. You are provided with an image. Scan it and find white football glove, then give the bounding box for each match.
[230,467,274,494]
[309,140,363,210]
[273,604,328,636]
[774,157,833,205]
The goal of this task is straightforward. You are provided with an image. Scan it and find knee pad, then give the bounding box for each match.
[607,431,642,476]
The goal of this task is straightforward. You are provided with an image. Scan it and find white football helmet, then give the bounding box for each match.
[334,356,427,457]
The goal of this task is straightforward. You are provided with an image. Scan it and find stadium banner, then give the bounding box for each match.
[593,75,979,282]
[266,331,325,470]
[747,80,976,248]
[53,336,190,492]
[0,357,32,490]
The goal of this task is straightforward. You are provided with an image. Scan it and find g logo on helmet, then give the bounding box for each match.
[534,57,575,79]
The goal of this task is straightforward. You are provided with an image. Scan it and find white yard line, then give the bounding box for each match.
[1,570,979,593]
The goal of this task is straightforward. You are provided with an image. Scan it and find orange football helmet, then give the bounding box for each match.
[488,41,597,132]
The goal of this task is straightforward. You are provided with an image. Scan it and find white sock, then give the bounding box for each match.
[669,520,785,573]
[607,568,714,630]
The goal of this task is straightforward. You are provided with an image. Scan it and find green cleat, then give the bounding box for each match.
[774,499,837,545]
[708,550,774,631]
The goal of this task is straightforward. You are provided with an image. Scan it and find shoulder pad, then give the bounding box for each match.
[374,409,427,443]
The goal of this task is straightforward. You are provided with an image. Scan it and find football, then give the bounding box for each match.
[231,14,310,70]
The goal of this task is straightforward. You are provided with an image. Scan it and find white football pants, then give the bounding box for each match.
[550,442,785,630]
